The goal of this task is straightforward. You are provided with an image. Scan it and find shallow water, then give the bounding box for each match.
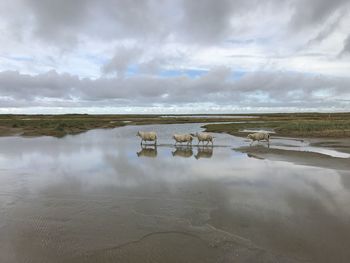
[160,115,258,119]
[241,128,276,133]
[0,123,350,263]
[270,137,350,158]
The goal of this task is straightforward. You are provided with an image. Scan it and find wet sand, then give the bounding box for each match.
[0,123,350,262]
[310,138,350,154]
[238,145,350,170]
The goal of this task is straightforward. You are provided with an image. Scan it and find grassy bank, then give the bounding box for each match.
[203,114,350,138]
[0,114,256,138]
[0,115,129,137]
[0,113,349,138]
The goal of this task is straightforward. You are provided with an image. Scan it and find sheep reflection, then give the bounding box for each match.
[195,146,213,159]
[136,145,215,159]
[247,153,264,160]
[172,146,193,158]
[136,145,157,158]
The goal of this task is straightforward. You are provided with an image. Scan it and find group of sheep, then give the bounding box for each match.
[137,131,270,146]
[137,131,214,146]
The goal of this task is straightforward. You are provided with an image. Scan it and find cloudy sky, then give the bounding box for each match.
[0,0,350,114]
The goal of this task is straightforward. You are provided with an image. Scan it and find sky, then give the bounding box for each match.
[0,0,350,114]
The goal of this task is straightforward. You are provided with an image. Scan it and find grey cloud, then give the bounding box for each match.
[0,69,349,110]
[0,70,77,100]
[307,11,345,45]
[1,0,349,49]
[102,46,187,75]
[138,58,165,74]
[102,46,143,76]
[138,55,184,74]
[290,0,349,30]
[340,35,350,57]
[19,0,174,45]
[179,0,236,43]
[23,0,91,46]
[93,0,172,39]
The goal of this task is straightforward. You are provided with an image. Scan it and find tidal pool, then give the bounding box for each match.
[0,123,349,263]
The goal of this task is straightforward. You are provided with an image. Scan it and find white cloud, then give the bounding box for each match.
[0,0,349,112]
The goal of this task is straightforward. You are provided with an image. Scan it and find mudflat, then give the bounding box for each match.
[238,144,350,170]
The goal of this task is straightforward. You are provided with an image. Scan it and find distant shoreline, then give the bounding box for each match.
[0,112,349,138]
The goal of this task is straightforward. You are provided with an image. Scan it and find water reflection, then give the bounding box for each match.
[136,145,215,159]
[195,146,213,159]
[249,141,270,148]
[247,153,264,160]
[172,146,193,158]
[136,145,157,158]
[0,123,349,262]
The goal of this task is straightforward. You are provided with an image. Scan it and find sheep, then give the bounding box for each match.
[191,132,214,145]
[137,131,157,145]
[247,132,270,145]
[172,133,193,145]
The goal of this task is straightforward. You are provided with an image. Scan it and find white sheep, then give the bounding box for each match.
[247,132,270,145]
[172,133,193,145]
[137,131,157,145]
[191,132,214,145]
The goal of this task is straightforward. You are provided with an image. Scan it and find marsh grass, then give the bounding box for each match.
[204,117,350,138]
[0,115,129,137]
[0,113,349,138]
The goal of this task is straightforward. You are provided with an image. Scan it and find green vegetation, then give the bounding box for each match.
[0,115,129,138]
[203,113,350,138]
[0,114,260,138]
[0,113,349,138]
